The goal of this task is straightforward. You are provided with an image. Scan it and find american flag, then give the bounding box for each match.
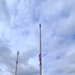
[39,53,41,61]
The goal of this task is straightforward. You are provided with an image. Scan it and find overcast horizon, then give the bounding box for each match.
[0,0,75,75]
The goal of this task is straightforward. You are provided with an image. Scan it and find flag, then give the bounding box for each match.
[39,53,41,61]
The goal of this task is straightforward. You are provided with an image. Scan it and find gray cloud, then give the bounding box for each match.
[1,0,75,75]
[18,65,39,75]
[0,39,39,75]
[0,40,15,73]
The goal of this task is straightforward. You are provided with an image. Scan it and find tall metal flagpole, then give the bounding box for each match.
[39,24,42,75]
[15,51,19,75]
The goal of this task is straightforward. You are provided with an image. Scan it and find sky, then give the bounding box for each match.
[0,0,75,75]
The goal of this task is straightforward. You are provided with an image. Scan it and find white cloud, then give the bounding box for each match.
[0,0,10,24]
[0,0,75,75]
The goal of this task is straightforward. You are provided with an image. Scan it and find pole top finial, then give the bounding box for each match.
[39,24,41,27]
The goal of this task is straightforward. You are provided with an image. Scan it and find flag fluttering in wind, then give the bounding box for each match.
[39,53,42,61]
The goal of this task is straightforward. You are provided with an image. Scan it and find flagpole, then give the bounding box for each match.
[15,51,19,75]
[39,24,42,75]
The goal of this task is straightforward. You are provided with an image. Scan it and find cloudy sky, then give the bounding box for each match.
[0,0,75,75]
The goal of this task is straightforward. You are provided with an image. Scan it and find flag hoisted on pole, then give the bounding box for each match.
[39,24,42,75]
[15,51,19,75]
